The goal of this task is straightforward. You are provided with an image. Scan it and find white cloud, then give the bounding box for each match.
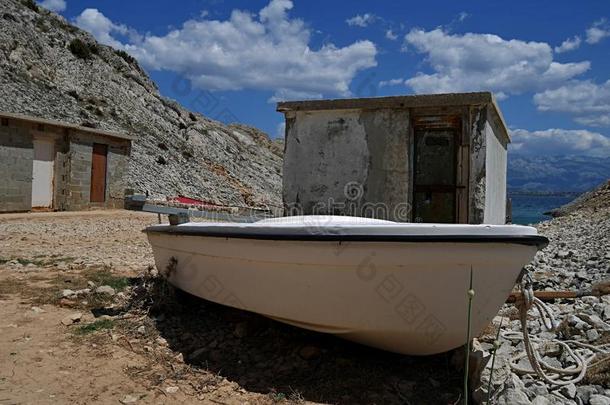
[510,128,610,157]
[39,0,66,12]
[403,28,590,97]
[457,12,469,22]
[276,122,286,138]
[74,8,131,49]
[554,36,581,53]
[379,78,404,87]
[385,29,398,40]
[575,115,610,127]
[346,13,376,27]
[586,18,610,44]
[268,89,323,103]
[534,80,610,127]
[80,1,377,98]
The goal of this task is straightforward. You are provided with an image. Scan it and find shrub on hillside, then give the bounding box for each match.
[22,0,38,12]
[115,49,136,65]
[69,38,97,60]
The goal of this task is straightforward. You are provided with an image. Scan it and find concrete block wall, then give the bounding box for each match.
[67,132,130,210]
[106,143,130,208]
[53,137,70,211]
[0,125,33,212]
[66,139,93,211]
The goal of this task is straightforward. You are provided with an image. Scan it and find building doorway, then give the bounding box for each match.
[31,138,55,209]
[412,127,458,223]
[90,143,107,203]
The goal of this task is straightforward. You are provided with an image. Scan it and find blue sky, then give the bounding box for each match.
[40,0,610,157]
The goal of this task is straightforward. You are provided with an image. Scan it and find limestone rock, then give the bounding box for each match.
[119,394,139,404]
[590,395,610,405]
[95,285,116,296]
[61,312,82,326]
[559,383,577,399]
[497,388,532,405]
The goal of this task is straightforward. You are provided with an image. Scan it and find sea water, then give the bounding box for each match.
[510,194,576,225]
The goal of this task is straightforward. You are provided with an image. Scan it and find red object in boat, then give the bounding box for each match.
[168,196,225,209]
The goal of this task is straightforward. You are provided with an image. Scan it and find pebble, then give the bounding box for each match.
[559,383,577,399]
[61,289,76,298]
[576,386,599,403]
[95,285,116,296]
[119,394,139,404]
[497,388,531,405]
[298,345,321,360]
[61,312,82,326]
[586,328,600,342]
[603,304,610,319]
[590,395,610,405]
[531,397,551,405]
[165,386,179,394]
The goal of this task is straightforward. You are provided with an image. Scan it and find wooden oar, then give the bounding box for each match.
[506,280,610,303]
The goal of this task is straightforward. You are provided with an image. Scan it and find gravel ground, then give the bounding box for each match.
[0,210,462,404]
[0,194,608,404]
[474,197,610,404]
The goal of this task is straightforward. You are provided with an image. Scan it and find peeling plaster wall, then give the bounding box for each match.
[282,102,508,224]
[282,109,411,221]
[469,106,487,224]
[483,110,508,224]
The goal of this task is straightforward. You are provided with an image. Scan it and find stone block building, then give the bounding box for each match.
[277,92,510,224]
[0,112,132,212]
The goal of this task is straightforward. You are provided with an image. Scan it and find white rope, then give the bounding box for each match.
[502,275,610,386]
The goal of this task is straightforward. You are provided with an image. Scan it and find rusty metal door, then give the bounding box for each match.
[90,143,107,203]
[412,128,458,223]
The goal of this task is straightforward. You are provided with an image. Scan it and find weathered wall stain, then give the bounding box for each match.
[279,93,509,224]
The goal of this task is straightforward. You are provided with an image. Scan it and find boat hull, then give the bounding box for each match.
[146,232,538,355]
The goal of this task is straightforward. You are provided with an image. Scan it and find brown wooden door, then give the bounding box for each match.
[90,143,107,203]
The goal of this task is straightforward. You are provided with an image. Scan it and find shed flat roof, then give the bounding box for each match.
[0,111,135,141]
[277,92,509,142]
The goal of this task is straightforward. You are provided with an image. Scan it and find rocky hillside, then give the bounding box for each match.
[0,0,283,208]
[548,180,610,217]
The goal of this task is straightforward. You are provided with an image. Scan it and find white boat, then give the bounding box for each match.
[144,215,548,355]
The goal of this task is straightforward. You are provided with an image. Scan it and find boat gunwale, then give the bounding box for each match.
[144,227,549,248]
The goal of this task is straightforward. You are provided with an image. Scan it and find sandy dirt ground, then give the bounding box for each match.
[0,210,462,405]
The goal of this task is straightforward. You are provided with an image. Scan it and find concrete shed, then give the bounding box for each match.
[0,112,133,212]
[277,92,510,224]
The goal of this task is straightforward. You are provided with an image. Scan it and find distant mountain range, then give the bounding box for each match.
[508,155,610,193]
